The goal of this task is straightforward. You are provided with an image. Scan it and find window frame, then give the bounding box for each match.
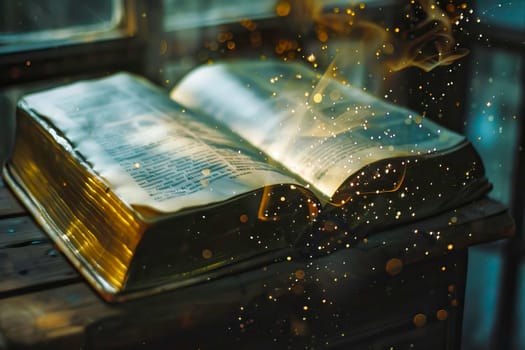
[0,0,162,87]
[0,0,124,48]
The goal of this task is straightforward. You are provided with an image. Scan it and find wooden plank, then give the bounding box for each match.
[0,251,468,349]
[0,283,111,349]
[0,261,469,350]
[0,176,25,216]
[0,198,513,306]
[0,216,78,296]
[0,243,78,296]
[0,216,48,247]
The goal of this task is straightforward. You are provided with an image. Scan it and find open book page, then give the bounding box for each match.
[171,60,465,200]
[22,73,300,213]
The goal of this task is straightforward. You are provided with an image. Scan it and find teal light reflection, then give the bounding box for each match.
[462,47,522,349]
[464,48,522,205]
[476,0,525,30]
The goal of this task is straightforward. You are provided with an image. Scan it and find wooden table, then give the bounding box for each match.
[0,177,514,349]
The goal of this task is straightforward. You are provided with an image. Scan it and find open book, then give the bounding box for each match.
[3,60,491,301]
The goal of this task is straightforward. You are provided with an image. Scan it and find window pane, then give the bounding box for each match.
[476,0,525,30]
[163,0,277,30]
[0,0,122,43]
[163,0,387,30]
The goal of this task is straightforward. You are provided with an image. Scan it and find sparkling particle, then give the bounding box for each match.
[227,41,236,50]
[436,309,449,321]
[313,93,323,103]
[413,313,427,328]
[275,1,291,16]
[385,258,403,276]
[202,249,213,259]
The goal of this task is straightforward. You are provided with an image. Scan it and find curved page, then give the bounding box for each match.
[172,60,465,199]
[22,73,300,213]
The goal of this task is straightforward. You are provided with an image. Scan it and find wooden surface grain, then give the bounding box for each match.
[0,177,24,217]
[0,183,79,297]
